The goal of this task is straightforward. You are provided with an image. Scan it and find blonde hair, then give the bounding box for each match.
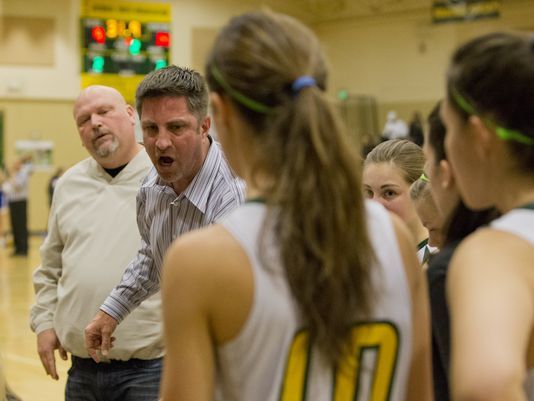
[206,10,375,365]
[365,139,425,184]
[410,178,432,202]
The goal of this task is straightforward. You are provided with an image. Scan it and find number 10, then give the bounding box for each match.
[279,321,400,401]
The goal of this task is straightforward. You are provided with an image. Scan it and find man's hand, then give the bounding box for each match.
[37,328,68,380]
[84,310,118,363]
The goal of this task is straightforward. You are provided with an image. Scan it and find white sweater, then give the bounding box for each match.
[30,149,163,360]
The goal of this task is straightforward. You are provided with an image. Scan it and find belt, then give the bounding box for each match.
[71,355,162,370]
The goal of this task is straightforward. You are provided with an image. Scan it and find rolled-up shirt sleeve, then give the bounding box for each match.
[100,241,159,322]
[100,186,160,323]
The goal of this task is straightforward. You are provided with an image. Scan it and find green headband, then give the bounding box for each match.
[451,87,534,146]
[419,172,430,183]
[210,65,272,114]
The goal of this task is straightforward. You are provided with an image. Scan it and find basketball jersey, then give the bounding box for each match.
[490,208,534,400]
[216,200,413,401]
[416,239,431,265]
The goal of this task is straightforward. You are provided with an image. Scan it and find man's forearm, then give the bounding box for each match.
[100,258,160,322]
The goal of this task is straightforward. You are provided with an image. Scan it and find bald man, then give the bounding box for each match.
[30,86,163,401]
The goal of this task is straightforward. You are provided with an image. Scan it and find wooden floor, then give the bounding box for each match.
[0,236,68,401]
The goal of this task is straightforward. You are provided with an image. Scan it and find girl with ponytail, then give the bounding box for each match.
[160,10,432,401]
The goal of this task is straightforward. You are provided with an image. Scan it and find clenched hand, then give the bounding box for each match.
[84,310,118,362]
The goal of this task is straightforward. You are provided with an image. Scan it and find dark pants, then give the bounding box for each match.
[8,199,28,255]
[66,356,162,401]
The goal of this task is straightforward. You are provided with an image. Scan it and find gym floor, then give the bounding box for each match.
[0,236,68,401]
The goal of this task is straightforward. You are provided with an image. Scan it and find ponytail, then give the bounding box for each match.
[206,10,375,366]
[265,83,375,364]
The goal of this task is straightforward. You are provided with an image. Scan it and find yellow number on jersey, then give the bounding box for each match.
[279,321,399,401]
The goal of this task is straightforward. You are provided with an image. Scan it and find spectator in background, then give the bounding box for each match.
[0,164,7,247]
[408,111,424,146]
[47,167,64,207]
[382,110,408,140]
[4,155,32,256]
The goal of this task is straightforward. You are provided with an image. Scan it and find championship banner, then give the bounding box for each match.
[432,0,501,23]
[80,0,171,102]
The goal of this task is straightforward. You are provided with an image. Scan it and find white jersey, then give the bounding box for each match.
[490,207,534,400]
[216,200,413,401]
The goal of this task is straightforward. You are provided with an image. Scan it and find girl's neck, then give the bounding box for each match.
[408,218,429,247]
[246,187,265,201]
[494,175,534,213]
[243,171,275,202]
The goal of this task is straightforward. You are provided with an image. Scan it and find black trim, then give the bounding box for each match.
[417,238,429,251]
[516,202,534,211]
[246,197,266,204]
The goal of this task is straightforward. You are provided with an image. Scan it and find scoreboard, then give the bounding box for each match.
[80,0,171,102]
[81,18,170,75]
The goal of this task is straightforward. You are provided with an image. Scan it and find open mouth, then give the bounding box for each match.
[159,156,174,166]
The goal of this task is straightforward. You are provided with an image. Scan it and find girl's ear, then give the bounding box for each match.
[210,92,236,135]
[438,159,455,189]
[468,115,495,159]
[210,93,223,123]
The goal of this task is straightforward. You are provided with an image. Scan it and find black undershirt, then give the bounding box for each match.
[104,164,127,177]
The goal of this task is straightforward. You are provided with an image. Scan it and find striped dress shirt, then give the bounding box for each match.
[101,140,246,322]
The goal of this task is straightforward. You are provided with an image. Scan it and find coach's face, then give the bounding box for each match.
[141,95,210,194]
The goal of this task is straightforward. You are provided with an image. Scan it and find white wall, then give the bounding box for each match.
[0,0,80,100]
[171,0,263,67]
[314,0,534,103]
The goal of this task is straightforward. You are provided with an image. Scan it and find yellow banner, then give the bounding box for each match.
[432,0,500,23]
[82,0,171,23]
[81,73,145,104]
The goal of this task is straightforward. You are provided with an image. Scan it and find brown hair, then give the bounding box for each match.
[135,65,209,120]
[206,10,375,366]
[365,139,425,184]
[447,32,534,172]
[426,101,499,244]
